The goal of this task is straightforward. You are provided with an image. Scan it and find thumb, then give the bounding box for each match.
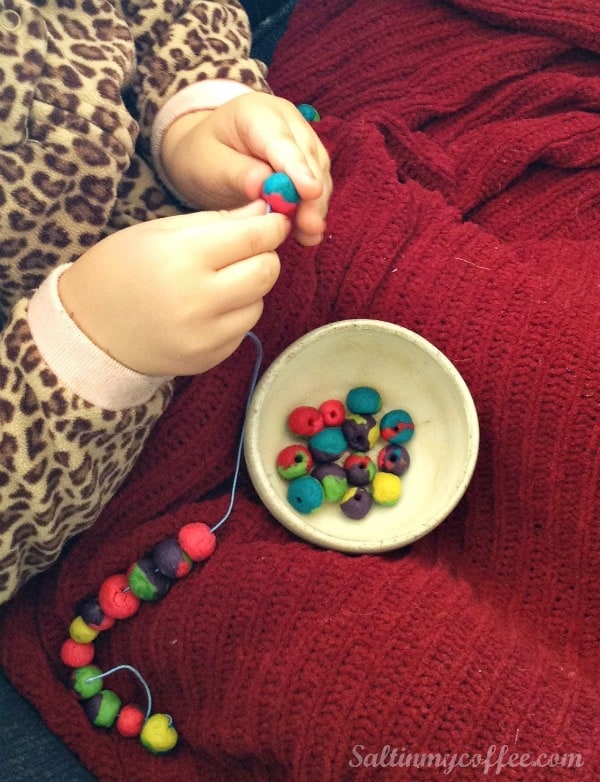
[134,199,271,236]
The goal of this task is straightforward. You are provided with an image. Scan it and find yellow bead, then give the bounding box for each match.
[367,422,381,448]
[140,713,179,754]
[372,472,402,506]
[69,616,99,644]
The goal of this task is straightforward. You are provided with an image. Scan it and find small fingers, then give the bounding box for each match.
[212,251,281,312]
[240,99,328,192]
[244,146,331,245]
[293,206,327,246]
[260,131,327,199]
[177,210,291,271]
[260,122,331,246]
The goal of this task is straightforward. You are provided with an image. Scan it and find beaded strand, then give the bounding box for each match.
[60,331,263,754]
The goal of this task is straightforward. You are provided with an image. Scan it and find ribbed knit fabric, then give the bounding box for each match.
[1,1,599,780]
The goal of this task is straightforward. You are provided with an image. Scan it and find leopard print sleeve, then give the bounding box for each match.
[117,0,270,156]
[0,0,268,603]
[0,301,173,604]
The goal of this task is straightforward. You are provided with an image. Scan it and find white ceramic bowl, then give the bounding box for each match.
[244,320,479,553]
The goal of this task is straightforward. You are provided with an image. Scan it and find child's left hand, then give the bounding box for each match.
[160,91,332,247]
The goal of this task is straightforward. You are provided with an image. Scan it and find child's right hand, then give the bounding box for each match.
[58,201,290,376]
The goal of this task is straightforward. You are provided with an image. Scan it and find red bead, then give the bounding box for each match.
[319,399,346,427]
[98,574,141,619]
[178,523,216,562]
[276,444,313,480]
[60,638,95,668]
[287,406,324,437]
[116,704,146,738]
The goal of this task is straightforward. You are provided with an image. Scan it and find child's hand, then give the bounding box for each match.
[161,92,332,247]
[58,202,289,376]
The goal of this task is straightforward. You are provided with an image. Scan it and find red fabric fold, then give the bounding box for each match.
[1,1,599,779]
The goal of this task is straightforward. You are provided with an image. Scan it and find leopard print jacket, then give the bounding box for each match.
[0,0,269,603]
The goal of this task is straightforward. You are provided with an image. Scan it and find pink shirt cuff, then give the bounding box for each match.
[151,79,254,204]
[27,264,172,410]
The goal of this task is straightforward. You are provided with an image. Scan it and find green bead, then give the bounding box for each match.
[128,558,171,601]
[71,665,103,700]
[89,689,122,728]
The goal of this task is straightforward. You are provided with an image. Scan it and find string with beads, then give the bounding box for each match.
[61,330,263,754]
[59,104,320,754]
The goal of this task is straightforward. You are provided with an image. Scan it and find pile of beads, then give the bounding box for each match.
[276,386,415,520]
[60,522,217,753]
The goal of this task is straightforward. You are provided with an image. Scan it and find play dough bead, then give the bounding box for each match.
[308,426,348,462]
[287,475,324,514]
[178,522,216,562]
[311,463,348,502]
[288,405,324,436]
[342,413,380,451]
[152,538,193,579]
[127,558,172,602]
[297,103,320,122]
[261,172,301,215]
[372,472,402,506]
[84,689,122,728]
[340,486,373,520]
[378,443,410,476]
[70,665,103,700]
[98,574,141,620]
[380,409,415,444]
[346,386,382,415]
[344,453,377,486]
[276,444,314,480]
[139,713,179,754]
[319,399,346,427]
[69,615,99,644]
[116,705,146,738]
[78,598,115,632]
[60,638,95,668]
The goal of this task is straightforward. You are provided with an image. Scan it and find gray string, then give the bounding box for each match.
[210,330,263,533]
[85,664,154,720]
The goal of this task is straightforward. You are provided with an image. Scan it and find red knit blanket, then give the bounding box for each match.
[2,1,599,779]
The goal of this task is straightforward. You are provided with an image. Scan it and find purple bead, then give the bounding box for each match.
[377,444,410,476]
[342,414,379,452]
[340,487,373,520]
[152,538,193,579]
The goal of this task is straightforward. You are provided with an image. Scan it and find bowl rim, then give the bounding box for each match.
[244,319,480,553]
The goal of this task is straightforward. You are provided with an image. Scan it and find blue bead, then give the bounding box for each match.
[297,103,321,122]
[380,409,415,444]
[262,172,300,206]
[346,386,382,415]
[308,427,348,462]
[287,475,324,514]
